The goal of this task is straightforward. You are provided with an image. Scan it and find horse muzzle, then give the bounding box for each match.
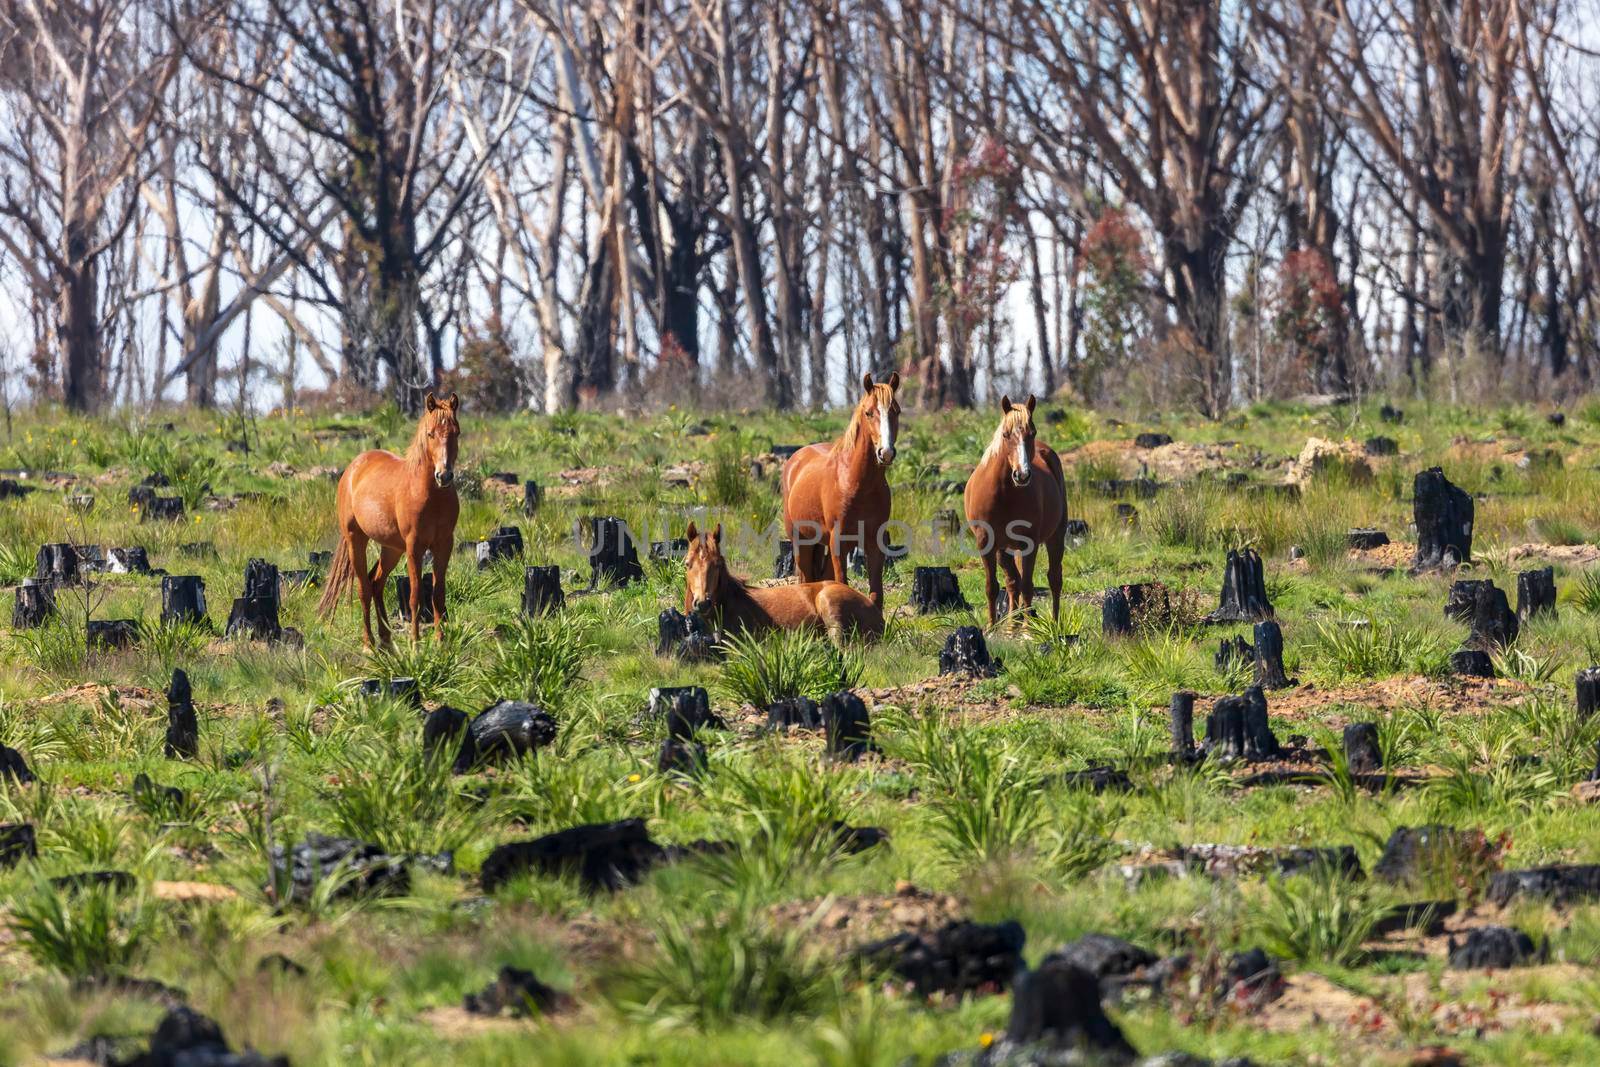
[434,469,455,488]
[1011,470,1032,487]
[877,447,896,465]
[693,598,714,615]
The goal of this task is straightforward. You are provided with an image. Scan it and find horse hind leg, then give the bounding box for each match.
[1046,525,1066,622]
[997,552,1025,629]
[370,546,402,645]
[349,531,376,649]
[1018,547,1040,620]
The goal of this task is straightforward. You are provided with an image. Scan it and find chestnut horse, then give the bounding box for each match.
[684,521,883,642]
[318,392,461,646]
[963,394,1067,626]
[780,372,901,606]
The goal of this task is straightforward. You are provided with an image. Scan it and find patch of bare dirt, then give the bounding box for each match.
[1350,539,1416,570]
[1059,438,1248,482]
[768,882,966,954]
[37,683,161,711]
[152,881,239,902]
[1505,542,1600,567]
[1287,437,1377,488]
[1189,675,1530,726]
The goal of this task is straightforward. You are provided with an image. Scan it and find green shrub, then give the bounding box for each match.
[718,628,863,709]
[8,881,158,980]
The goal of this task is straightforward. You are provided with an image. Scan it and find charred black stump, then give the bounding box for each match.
[132,773,188,820]
[655,608,718,661]
[0,823,36,867]
[423,706,475,774]
[585,516,644,587]
[165,669,198,760]
[476,526,524,569]
[270,833,451,904]
[1348,528,1390,550]
[856,918,1026,998]
[657,737,707,776]
[1203,695,1248,761]
[1363,436,1399,457]
[12,579,55,629]
[160,575,207,627]
[1448,649,1496,678]
[1064,518,1090,541]
[106,547,152,574]
[766,696,822,730]
[822,691,872,761]
[1217,948,1284,1007]
[1214,634,1254,674]
[1448,926,1541,970]
[1207,547,1272,623]
[1515,567,1557,624]
[648,686,725,738]
[522,480,543,517]
[939,626,1001,677]
[1134,432,1172,449]
[1043,933,1158,984]
[1102,587,1133,637]
[1113,502,1138,526]
[87,619,139,651]
[932,508,963,540]
[649,538,688,562]
[1412,467,1474,570]
[358,677,422,707]
[179,541,216,559]
[1242,685,1280,758]
[36,543,79,584]
[464,966,564,1017]
[1170,691,1196,760]
[1579,667,1600,722]
[773,540,795,579]
[1061,766,1133,793]
[1379,403,1404,423]
[848,543,907,576]
[1343,722,1382,774]
[394,573,435,623]
[143,495,187,522]
[470,700,557,764]
[1488,865,1600,907]
[479,818,701,894]
[225,596,280,641]
[1465,582,1517,651]
[522,565,564,617]
[308,549,334,570]
[1445,579,1492,623]
[990,959,1137,1062]
[0,743,33,784]
[911,566,967,614]
[1252,620,1296,689]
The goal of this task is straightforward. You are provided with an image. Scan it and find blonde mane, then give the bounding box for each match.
[405,407,457,466]
[981,407,1032,463]
[838,384,896,451]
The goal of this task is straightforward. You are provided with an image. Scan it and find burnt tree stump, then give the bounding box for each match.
[649,686,723,739]
[522,480,543,517]
[1465,582,1518,651]
[423,706,476,774]
[106,547,151,574]
[1204,696,1249,761]
[939,626,1001,677]
[1364,436,1399,457]
[1253,620,1296,688]
[1412,467,1473,570]
[649,538,688,562]
[766,696,822,730]
[1135,432,1173,448]
[308,550,334,570]
[1380,403,1404,423]
[12,580,55,629]
[0,743,34,784]
[87,619,139,651]
[226,560,281,640]
[1344,723,1383,773]
[1102,588,1133,637]
[471,701,558,763]
[1449,649,1495,678]
[476,526,524,569]
[160,576,208,626]
[1208,547,1272,622]
[1215,634,1254,674]
[1242,685,1280,758]
[657,738,707,776]
[773,540,795,579]
[585,517,644,587]
[1446,579,1492,623]
[394,573,435,622]
[0,823,36,867]
[36,543,79,584]
[822,691,872,761]
[1516,567,1557,625]
[522,566,564,617]
[1577,668,1600,722]
[143,496,186,522]
[165,668,197,759]
[655,608,718,661]
[1348,528,1390,550]
[1064,518,1090,541]
[1113,503,1138,526]
[911,567,967,614]
[1170,691,1196,760]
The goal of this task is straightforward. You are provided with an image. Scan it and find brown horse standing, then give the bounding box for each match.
[318,392,461,646]
[963,394,1067,626]
[780,372,901,606]
[684,522,883,642]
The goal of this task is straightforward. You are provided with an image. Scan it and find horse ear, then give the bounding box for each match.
[447,391,459,411]
[1001,395,1013,413]
[712,523,723,545]
[686,520,698,542]
[1025,394,1036,415]
[887,371,900,392]
[861,371,875,394]
[425,391,438,412]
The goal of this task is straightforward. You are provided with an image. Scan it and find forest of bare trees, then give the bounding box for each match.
[1,0,1597,415]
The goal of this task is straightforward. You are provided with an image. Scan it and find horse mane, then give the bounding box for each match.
[404,408,454,466]
[981,408,1031,463]
[836,385,892,452]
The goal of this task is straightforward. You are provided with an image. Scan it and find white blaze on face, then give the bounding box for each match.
[1015,433,1029,477]
[879,404,893,459]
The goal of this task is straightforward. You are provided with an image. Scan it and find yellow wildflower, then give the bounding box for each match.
[627,773,642,783]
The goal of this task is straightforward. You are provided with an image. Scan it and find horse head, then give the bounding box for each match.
[997,394,1037,487]
[684,521,726,617]
[421,391,460,488]
[857,371,902,466]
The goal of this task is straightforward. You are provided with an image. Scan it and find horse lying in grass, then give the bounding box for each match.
[318,392,461,646]
[780,372,901,606]
[963,394,1067,626]
[683,521,883,643]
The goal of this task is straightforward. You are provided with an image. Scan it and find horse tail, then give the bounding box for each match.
[316,537,357,618]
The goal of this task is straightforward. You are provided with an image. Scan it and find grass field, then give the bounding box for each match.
[4,396,1600,1065]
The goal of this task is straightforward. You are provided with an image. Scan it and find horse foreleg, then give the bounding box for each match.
[980,550,1000,627]
[370,546,401,645]
[1018,547,1039,620]
[430,544,451,640]
[350,531,375,650]
[864,537,885,609]
[827,523,849,585]
[404,543,425,642]
[998,552,1025,628]
[1046,526,1066,622]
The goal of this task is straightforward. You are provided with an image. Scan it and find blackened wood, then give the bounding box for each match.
[773,540,795,579]
[1204,695,1249,760]
[143,496,186,522]
[0,823,35,867]
[911,567,967,613]
[1170,691,1196,759]
[766,696,822,730]
[395,573,435,622]
[476,526,524,569]
[242,559,281,610]
[1380,404,1404,423]
[939,626,1001,676]
[225,598,280,641]
[359,677,423,707]
[657,738,707,776]
[655,608,717,660]
[1577,667,1600,722]
[87,619,139,651]
[422,706,475,774]
[1102,588,1133,636]
[160,576,208,626]
[35,543,79,584]
[106,547,151,574]
[822,691,872,761]
[585,517,644,587]
[308,549,333,570]
[179,541,215,559]
[932,509,962,539]
[1252,620,1295,689]
[1113,503,1138,525]
[1445,579,1491,623]
[522,480,543,517]
[848,544,906,576]
[649,538,688,562]
[128,484,157,509]
[1448,649,1495,678]
[1363,436,1399,456]
[1465,582,1517,651]
[1343,723,1382,773]
[1064,518,1090,540]
[1214,635,1253,673]
[1242,686,1280,759]
[649,686,724,740]
[1208,548,1272,622]
[1135,432,1172,448]
[1411,467,1473,570]
[165,668,197,759]
[12,580,55,628]
[1348,529,1390,550]
[1516,567,1557,624]
[522,565,564,616]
